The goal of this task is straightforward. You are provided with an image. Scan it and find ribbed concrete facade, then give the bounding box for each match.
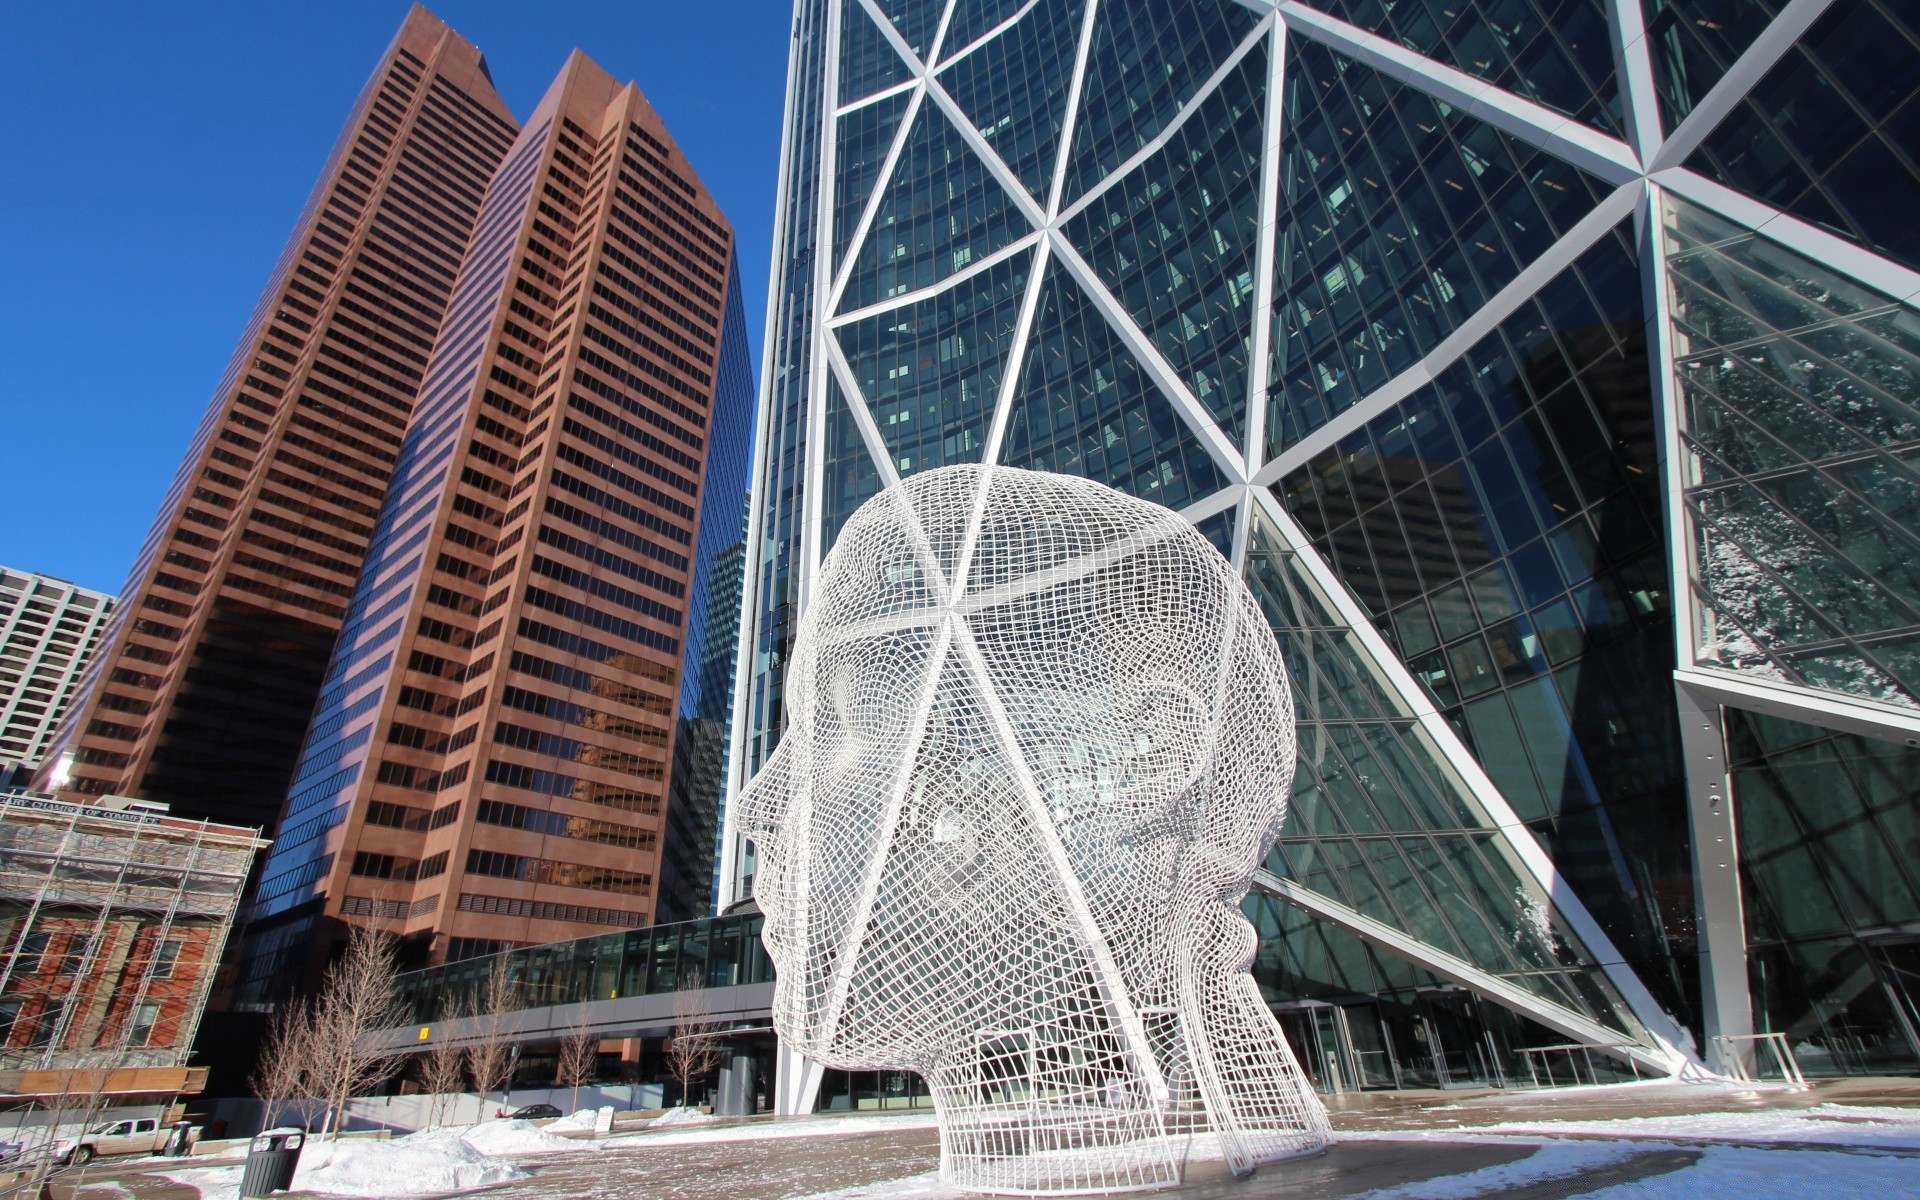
[37,7,519,832]
[0,570,114,771]
[236,51,751,1005]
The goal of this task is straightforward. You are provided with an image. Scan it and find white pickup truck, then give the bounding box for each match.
[55,1116,174,1164]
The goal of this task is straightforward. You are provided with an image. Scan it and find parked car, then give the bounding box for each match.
[506,1104,562,1120]
[54,1116,168,1164]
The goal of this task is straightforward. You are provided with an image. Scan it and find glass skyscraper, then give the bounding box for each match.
[723,0,1920,1086]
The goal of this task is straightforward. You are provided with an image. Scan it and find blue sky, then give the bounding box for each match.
[0,1,790,594]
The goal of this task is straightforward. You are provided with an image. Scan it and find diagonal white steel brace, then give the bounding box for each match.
[1248,488,1700,1066]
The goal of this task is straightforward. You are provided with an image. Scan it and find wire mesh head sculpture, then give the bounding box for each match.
[737,464,1329,1193]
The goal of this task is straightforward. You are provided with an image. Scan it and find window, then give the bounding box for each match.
[151,938,183,980]
[57,935,94,976]
[11,931,48,974]
[129,1004,161,1048]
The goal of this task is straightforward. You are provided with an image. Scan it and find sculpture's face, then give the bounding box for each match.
[734,465,1294,1069]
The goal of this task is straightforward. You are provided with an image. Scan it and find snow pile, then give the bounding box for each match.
[649,1106,716,1128]
[456,1118,580,1155]
[606,1110,937,1150]
[544,1108,601,1133]
[162,1130,526,1197]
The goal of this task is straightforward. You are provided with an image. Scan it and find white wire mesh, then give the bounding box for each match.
[739,464,1329,1193]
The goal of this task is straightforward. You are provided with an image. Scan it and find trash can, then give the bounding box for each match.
[237,1127,305,1197]
[163,1121,195,1157]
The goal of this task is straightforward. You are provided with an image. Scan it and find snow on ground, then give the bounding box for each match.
[647,1106,715,1128]
[1574,1144,1920,1198]
[794,1169,957,1199]
[1363,1141,1644,1199]
[160,1129,526,1198]
[1466,1102,1920,1150]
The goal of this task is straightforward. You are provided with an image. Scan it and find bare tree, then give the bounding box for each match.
[662,976,724,1111]
[417,992,469,1129]
[253,997,322,1131]
[554,1011,598,1116]
[463,959,518,1119]
[307,925,407,1139]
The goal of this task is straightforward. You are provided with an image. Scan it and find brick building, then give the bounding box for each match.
[0,791,264,1107]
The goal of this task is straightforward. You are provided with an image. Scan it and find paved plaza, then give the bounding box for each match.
[37,1077,1920,1200]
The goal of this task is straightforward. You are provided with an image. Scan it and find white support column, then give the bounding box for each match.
[1673,682,1753,1070]
[775,1040,826,1116]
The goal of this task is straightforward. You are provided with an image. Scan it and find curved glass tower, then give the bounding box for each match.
[726,0,1920,1086]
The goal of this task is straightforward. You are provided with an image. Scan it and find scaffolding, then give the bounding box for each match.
[0,790,265,1080]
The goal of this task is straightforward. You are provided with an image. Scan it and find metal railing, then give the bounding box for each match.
[1712,1032,1806,1087]
[1514,1041,1648,1088]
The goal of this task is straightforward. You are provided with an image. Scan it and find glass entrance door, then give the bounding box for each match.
[1274,1002,1401,1092]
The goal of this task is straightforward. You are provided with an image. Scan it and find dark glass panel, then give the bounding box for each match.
[1688,0,1920,274]
[873,0,946,57]
[1066,44,1267,442]
[1266,38,1611,457]
[1196,507,1236,559]
[821,377,886,554]
[1730,708,1920,1075]
[1306,0,1621,133]
[840,103,1032,311]
[1276,225,1701,1036]
[837,249,1033,480]
[943,0,1036,56]
[1642,0,1783,130]
[939,0,1087,200]
[1064,0,1260,200]
[1001,262,1231,508]
[841,1,914,104]
[832,91,913,271]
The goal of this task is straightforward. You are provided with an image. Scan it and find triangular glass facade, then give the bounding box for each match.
[836,249,1033,477]
[839,102,1032,310]
[1002,262,1229,506]
[1065,40,1267,442]
[840,1,915,105]
[733,0,1920,1092]
[832,91,913,269]
[1304,0,1623,135]
[936,0,1088,200]
[1663,195,1920,710]
[1264,37,1612,458]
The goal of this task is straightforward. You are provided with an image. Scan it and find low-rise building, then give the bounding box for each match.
[0,790,265,1111]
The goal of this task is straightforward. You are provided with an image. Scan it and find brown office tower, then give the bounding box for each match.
[35,8,519,831]
[234,50,752,1005]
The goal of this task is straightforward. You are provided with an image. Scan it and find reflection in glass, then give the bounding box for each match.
[1665,195,1920,710]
